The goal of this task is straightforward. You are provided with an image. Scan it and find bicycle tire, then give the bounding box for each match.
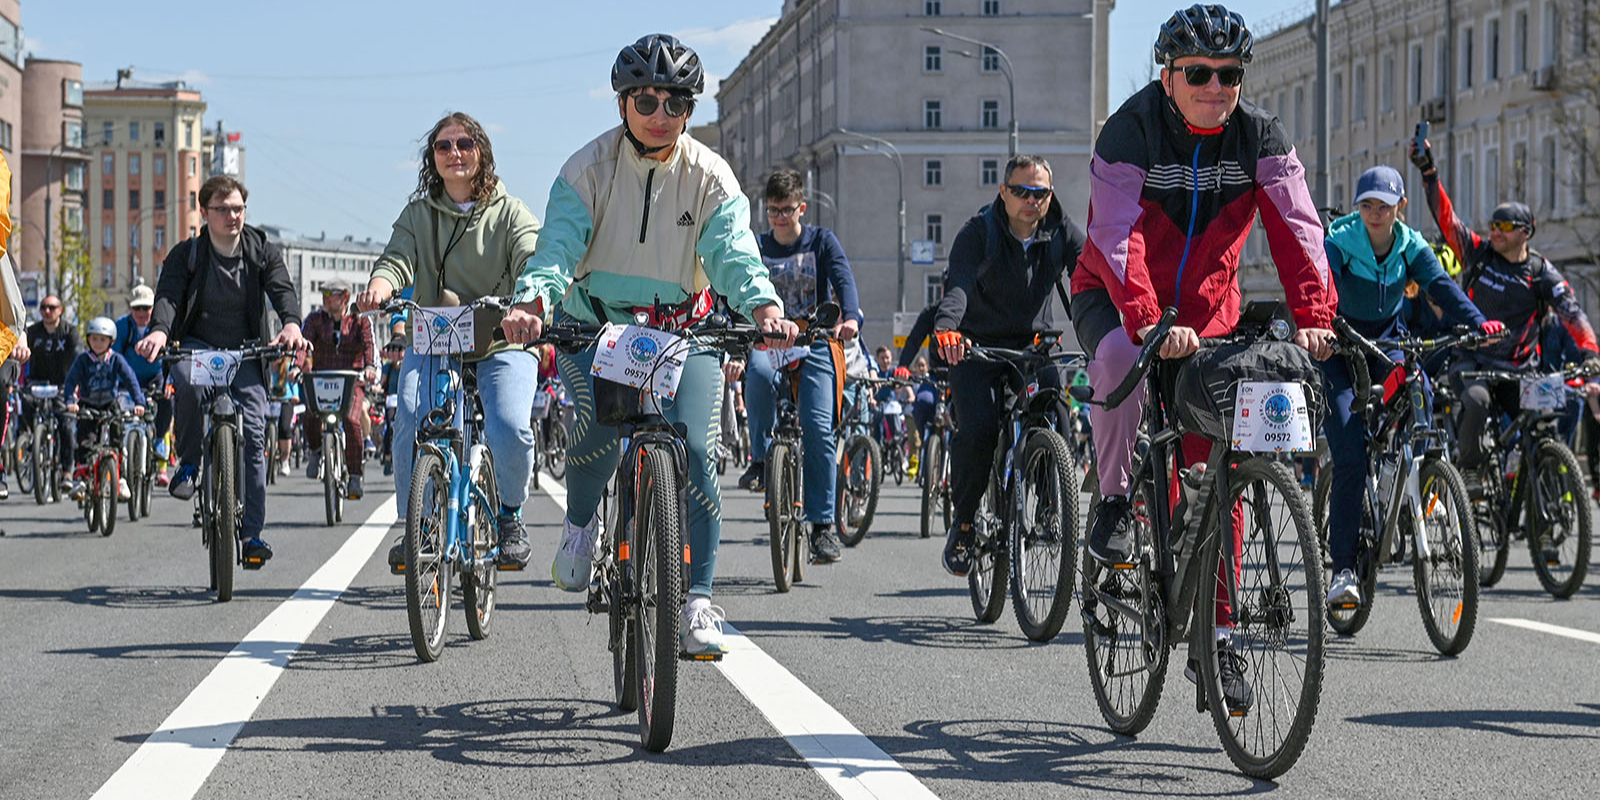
[1312,466,1377,636]
[920,432,944,539]
[98,456,118,537]
[767,441,799,592]
[1413,459,1479,655]
[607,482,638,711]
[405,449,452,662]
[1474,495,1510,586]
[968,485,1010,624]
[1200,457,1324,780]
[548,423,569,480]
[1010,430,1079,642]
[1528,440,1591,599]
[1081,487,1167,735]
[127,430,145,522]
[14,427,34,495]
[265,419,278,485]
[323,432,339,527]
[32,423,50,505]
[634,445,681,753]
[462,446,498,641]
[836,433,880,548]
[213,426,238,603]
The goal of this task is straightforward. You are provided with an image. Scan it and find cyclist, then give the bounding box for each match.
[63,316,145,500]
[1071,5,1337,713]
[113,285,172,485]
[267,356,300,478]
[502,34,797,656]
[134,175,310,567]
[930,153,1085,576]
[895,301,953,443]
[354,111,543,572]
[378,334,404,477]
[296,278,376,500]
[1319,166,1498,608]
[24,294,80,494]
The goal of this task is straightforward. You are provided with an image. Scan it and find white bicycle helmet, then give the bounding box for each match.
[87,316,117,339]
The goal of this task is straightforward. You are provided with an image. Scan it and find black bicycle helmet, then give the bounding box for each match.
[611,34,705,95]
[1154,4,1253,65]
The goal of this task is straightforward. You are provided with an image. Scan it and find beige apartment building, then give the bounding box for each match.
[18,58,87,305]
[83,78,207,316]
[1242,0,1600,312]
[0,0,22,264]
[716,0,1113,349]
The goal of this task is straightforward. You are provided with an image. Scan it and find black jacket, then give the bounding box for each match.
[151,224,302,344]
[23,321,80,385]
[935,194,1084,349]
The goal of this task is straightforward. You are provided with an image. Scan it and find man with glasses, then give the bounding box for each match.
[296,277,376,499]
[135,175,309,567]
[114,285,173,485]
[23,295,81,494]
[737,168,861,563]
[930,153,1085,577]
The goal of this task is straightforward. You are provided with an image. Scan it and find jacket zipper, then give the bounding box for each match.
[639,168,656,244]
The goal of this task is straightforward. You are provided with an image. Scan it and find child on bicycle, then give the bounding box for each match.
[62,317,146,500]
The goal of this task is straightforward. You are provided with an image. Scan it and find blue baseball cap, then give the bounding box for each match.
[1354,165,1406,206]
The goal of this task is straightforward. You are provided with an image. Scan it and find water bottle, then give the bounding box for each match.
[1172,462,1209,551]
[1376,452,1400,503]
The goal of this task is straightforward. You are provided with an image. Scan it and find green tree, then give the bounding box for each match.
[55,212,100,326]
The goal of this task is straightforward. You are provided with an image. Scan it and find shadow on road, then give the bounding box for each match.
[735,615,1057,650]
[0,584,297,609]
[1348,705,1600,739]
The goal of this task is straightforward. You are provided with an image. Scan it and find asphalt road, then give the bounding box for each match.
[1,461,1597,799]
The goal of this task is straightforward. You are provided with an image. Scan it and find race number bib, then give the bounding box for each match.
[412,306,475,355]
[882,400,903,416]
[28,384,59,399]
[190,351,242,387]
[311,375,349,414]
[1520,375,1567,410]
[591,323,688,398]
[766,346,810,371]
[385,394,399,409]
[1231,381,1314,453]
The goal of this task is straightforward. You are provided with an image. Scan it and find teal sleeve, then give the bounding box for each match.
[513,176,590,312]
[696,193,782,318]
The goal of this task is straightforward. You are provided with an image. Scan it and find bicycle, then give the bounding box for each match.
[1073,303,1326,780]
[874,383,916,486]
[163,343,286,602]
[120,399,154,521]
[376,297,506,662]
[919,378,954,540]
[303,370,362,526]
[26,384,65,505]
[6,385,34,497]
[529,379,571,489]
[834,377,883,549]
[959,337,1084,641]
[72,406,126,537]
[1313,323,1482,655]
[538,309,774,752]
[715,378,746,476]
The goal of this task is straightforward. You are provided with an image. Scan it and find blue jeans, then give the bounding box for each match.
[390,348,538,515]
[745,340,839,524]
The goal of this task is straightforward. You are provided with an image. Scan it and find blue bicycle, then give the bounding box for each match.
[376,297,505,662]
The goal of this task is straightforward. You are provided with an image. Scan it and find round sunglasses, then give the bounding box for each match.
[629,92,694,119]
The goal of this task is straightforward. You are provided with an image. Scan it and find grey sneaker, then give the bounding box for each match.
[495,513,531,569]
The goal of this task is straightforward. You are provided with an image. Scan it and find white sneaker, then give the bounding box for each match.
[681,596,729,656]
[278,459,291,477]
[117,478,131,500]
[551,513,602,592]
[1327,569,1362,607]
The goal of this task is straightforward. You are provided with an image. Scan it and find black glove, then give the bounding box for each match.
[1582,353,1600,375]
[1409,139,1435,175]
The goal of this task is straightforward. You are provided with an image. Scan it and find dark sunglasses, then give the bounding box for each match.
[1005,183,1053,201]
[40,304,61,311]
[630,92,694,119]
[1177,64,1246,87]
[432,137,477,155]
[1489,220,1528,233]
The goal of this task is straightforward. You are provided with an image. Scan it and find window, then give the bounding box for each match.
[154,226,165,250]
[1460,26,1474,89]
[1293,86,1305,139]
[1514,141,1528,197]
[1488,18,1501,81]
[66,207,83,233]
[130,256,140,288]
[102,226,113,250]
[65,121,84,149]
[925,45,942,72]
[103,188,114,210]
[1332,72,1344,128]
[981,46,1001,73]
[924,0,941,15]
[185,124,193,148]
[129,189,140,210]
[188,156,197,176]
[64,79,83,106]
[129,154,140,176]
[102,263,113,288]
[924,159,944,187]
[1543,2,1558,68]
[982,0,1000,15]
[129,121,140,142]
[924,100,943,129]
[154,189,165,208]
[103,121,113,144]
[1435,38,1449,96]
[981,158,1000,186]
[102,153,114,175]
[1381,54,1394,112]
[1515,10,1530,73]
[1459,152,1475,223]
[189,191,197,211]
[926,213,944,244]
[1410,44,1424,104]
[1354,64,1367,121]
[0,120,11,152]
[65,163,85,191]
[1541,137,1557,211]
[154,122,165,144]
[982,99,1001,129]
[154,154,165,176]
[923,274,944,307]
[1486,149,1501,219]
[130,226,140,249]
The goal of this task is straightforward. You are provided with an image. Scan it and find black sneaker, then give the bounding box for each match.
[346,474,364,500]
[738,463,765,492]
[810,523,842,564]
[1087,495,1136,567]
[1184,639,1255,715]
[387,535,407,575]
[942,523,975,576]
[495,513,531,569]
[241,537,273,569]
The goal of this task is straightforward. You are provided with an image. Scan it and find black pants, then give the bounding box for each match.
[948,357,1066,526]
[1450,354,1521,470]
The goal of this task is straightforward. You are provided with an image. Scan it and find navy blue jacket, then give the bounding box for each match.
[63,350,145,408]
[757,225,863,326]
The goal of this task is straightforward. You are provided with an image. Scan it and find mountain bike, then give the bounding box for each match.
[9,386,35,497]
[304,370,362,526]
[1314,322,1481,655]
[26,384,64,505]
[835,377,882,549]
[873,383,916,486]
[919,378,954,540]
[120,399,154,521]
[73,406,125,536]
[1073,303,1325,780]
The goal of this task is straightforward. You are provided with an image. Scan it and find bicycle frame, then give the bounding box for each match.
[411,353,500,574]
[1459,369,1584,536]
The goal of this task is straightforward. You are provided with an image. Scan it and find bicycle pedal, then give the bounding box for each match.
[242,557,267,571]
[679,651,724,662]
[1333,602,1358,610]
[495,562,526,571]
[1228,708,1249,718]
[390,564,406,575]
[1110,562,1138,571]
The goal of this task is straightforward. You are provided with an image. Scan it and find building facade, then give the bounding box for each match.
[0,0,22,266]
[259,225,385,319]
[716,0,1113,349]
[1243,0,1600,313]
[83,78,207,315]
[18,58,87,307]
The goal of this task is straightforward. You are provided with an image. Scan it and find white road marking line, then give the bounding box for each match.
[1489,617,1600,645]
[92,497,399,800]
[536,483,939,800]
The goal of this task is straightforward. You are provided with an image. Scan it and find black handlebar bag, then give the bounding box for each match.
[1168,340,1326,444]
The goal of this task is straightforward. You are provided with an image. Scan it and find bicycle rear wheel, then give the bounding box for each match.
[405,450,452,662]
[1473,495,1510,587]
[633,445,682,752]
[767,442,800,592]
[1528,441,1591,598]
[265,419,279,485]
[1312,466,1376,636]
[212,428,238,603]
[606,481,637,711]
[1010,430,1079,642]
[919,432,943,539]
[126,430,145,522]
[1201,457,1324,780]
[1413,459,1478,655]
[836,433,880,547]
[1081,484,1166,735]
[32,425,50,505]
[968,485,1010,624]
[462,447,498,641]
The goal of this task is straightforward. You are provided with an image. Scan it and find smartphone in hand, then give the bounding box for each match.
[1412,120,1430,155]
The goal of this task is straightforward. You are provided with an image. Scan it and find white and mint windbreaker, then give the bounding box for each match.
[514,125,782,324]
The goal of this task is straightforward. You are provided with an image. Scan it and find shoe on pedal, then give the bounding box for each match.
[496,511,531,570]
[942,522,975,576]
[278,459,291,478]
[1327,569,1361,608]
[1087,495,1136,567]
[809,522,843,564]
[552,512,602,590]
[241,537,273,569]
[156,467,170,487]
[387,533,407,575]
[1184,636,1255,715]
[737,462,764,492]
[681,595,729,658]
[346,474,364,500]
[169,464,200,500]
[0,478,9,500]
[117,478,131,501]
[306,456,321,481]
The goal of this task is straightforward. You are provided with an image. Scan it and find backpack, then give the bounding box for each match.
[976,203,1075,319]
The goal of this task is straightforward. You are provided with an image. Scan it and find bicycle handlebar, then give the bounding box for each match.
[160,344,288,364]
[1072,307,1178,410]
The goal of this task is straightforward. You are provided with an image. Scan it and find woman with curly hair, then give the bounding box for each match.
[357,111,542,571]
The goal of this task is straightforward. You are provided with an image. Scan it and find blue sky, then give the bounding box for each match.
[22,0,1302,243]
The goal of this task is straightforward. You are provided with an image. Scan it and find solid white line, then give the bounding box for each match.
[92,497,399,800]
[1489,617,1600,645]
[535,483,938,800]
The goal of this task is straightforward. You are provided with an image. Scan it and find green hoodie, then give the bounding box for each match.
[369,180,540,357]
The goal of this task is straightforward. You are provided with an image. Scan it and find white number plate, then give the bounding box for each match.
[882,400,903,415]
[591,323,688,398]
[311,375,348,413]
[29,384,59,399]
[190,351,242,387]
[766,346,810,371]
[1231,381,1314,453]
[1520,375,1568,410]
[412,306,475,355]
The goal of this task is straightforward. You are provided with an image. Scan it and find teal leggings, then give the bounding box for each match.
[557,346,726,597]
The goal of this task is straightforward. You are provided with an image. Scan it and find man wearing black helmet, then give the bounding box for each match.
[1072,4,1339,715]
[504,34,797,658]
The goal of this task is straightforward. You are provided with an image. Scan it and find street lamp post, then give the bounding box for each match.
[838,128,907,312]
[923,27,1017,157]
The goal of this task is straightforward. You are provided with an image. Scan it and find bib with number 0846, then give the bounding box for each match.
[1231,381,1314,453]
[412,307,475,355]
[1520,375,1567,410]
[591,323,688,398]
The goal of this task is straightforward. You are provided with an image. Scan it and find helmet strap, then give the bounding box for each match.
[623,123,671,156]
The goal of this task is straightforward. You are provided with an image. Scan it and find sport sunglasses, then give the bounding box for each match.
[630,92,694,119]
[1177,64,1246,88]
[1489,220,1529,233]
[1005,183,1053,201]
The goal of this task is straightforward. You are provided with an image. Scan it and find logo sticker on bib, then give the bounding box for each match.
[1231,381,1313,453]
[412,307,475,355]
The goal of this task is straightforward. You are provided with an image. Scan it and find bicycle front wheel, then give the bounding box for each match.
[98,457,118,537]
[1529,440,1591,598]
[32,425,50,505]
[920,432,944,539]
[767,442,799,592]
[126,430,145,522]
[1010,430,1079,642]
[1201,456,1324,780]
[212,427,238,602]
[633,445,682,753]
[14,427,34,495]
[323,432,340,527]
[462,447,498,641]
[836,433,880,547]
[1413,459,1479,655]
[548,423,569,480]
[968,487,1010,624]
[405,450,452,662]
